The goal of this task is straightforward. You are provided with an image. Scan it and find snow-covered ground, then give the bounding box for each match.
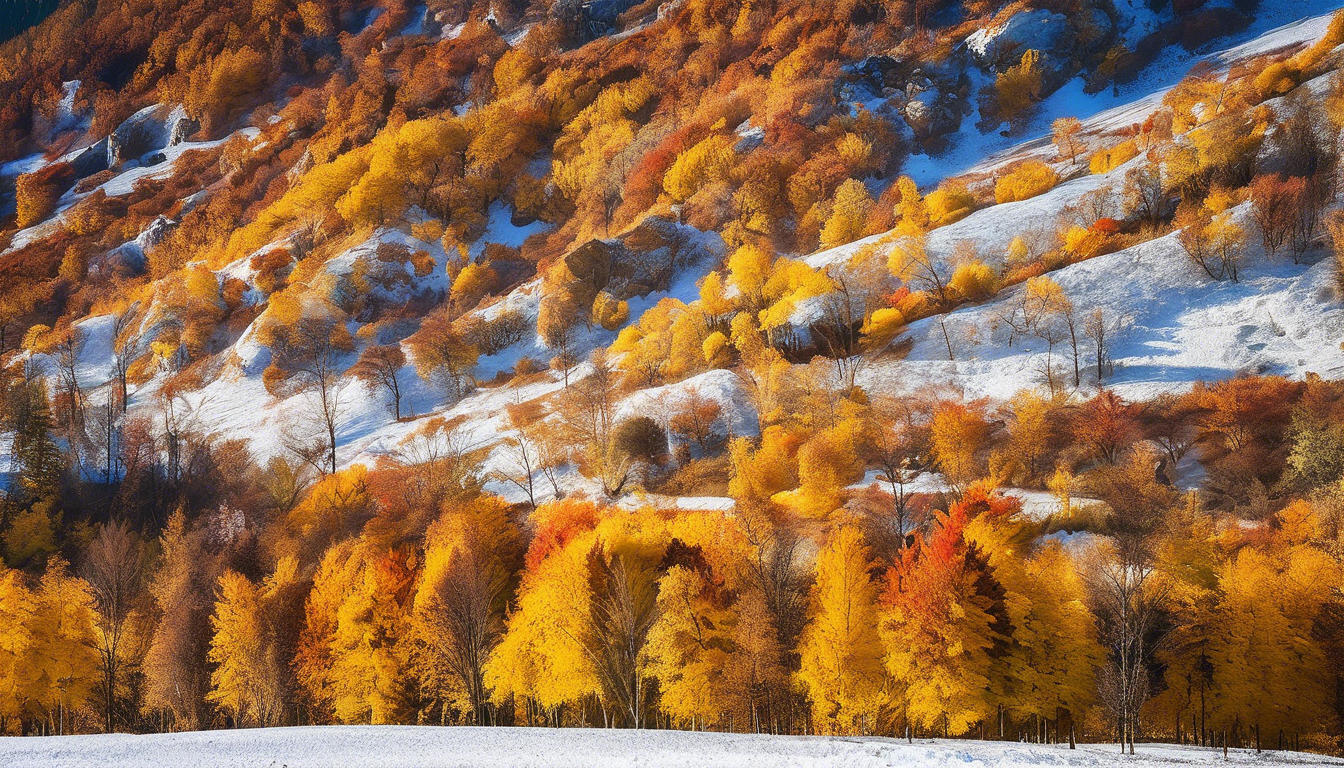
[906,4,1344,186]
[1,727,1337,768]
[11,2,1344,510]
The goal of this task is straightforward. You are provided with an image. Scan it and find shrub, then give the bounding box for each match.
[1089,140,1140,175]
[860,306,906,347]
[995,50,1043,123]
[462,310,529,356]
[409,250,436,277]
[613,416,668,463]
[513,356,542,376]
[948,261,998,301]
[250,249,293,295]
[925,183,976,226]
[1253,61,1301,100]
[1062,225,1106,260]
[591,291,629,331]
[15,162,75,228]
[994,161,1059,204]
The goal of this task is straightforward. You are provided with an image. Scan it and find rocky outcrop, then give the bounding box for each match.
[561,215,720,301]
[965,9,1069,72]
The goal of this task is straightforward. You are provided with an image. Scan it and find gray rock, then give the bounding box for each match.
[167,107,199,146]
[107,104,172,167]
[965,9,1068,71]
[69,136,110,178]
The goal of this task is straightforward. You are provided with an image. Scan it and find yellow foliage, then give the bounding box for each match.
[702,330,731,367]
[948,260,997,302]
[860,306,906,348]
[925,182,975,226]
[994,161,1059,204]
[1062,225,1105,259]
[995,49,1043,122]
[1089,139,1139,175]
[836,133,874,170]
[591,291,630,331]
[21,562,100,720]
[894,175,928,229]
[663,134,736,203]
[611,298,706,385]
[779,419,863,518]
[820,178,873,249]
[645,565,733,726]
[727,426,802,503]
[452,262,496,308]
[798,527,888,734]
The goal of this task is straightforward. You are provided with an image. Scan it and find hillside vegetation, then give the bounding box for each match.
[1,0,1344,760]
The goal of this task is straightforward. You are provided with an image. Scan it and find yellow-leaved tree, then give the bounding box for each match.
[881,507,1005,736]
[28,561,100,731]
[645,563,734,728]
[820,179,874,249]
[797,526,889,734]
[412,498,523,725]
[328,549,418,724]
[207,557,305,727]
[0,569,38,724]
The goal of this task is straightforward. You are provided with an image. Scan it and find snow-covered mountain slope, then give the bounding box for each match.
[853,212,1344,402]
[911,2,1344,185]
[0,727,1337,768]
[23,3,1344,506]
[804,8,1344,402]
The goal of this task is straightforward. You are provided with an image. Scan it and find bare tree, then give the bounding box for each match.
[737,505,811,653]
[1088,540,1171,754]
[110,305,140,413]
[395,419,480,513]
[51,325,85,431]
[585,549,659,728]
[86,386,121,483]
[349,343,407,421]
[83,520,146,733]
[495,432,542,509]
[1121,163,1165,225]
[557,351,628,496]
[1084,306,1126,386]
[279,317,353,474]
[864,396,927,551]
[818,250,894,384]
[1249,174,1297,260]
[419,524,518,725]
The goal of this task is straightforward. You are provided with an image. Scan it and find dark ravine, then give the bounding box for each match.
[0,0,63,44]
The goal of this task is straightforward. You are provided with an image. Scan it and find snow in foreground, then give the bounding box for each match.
[0,726,1339,768]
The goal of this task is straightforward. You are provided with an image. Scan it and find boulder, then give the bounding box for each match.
[107,105,164,166]
[965,9,1068,71]
[901,76,964,147]
[69,136,110,178]
[167,105,199,146]
[560,216,718,301]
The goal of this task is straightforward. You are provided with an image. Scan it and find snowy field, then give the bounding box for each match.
[0,727,1339,768]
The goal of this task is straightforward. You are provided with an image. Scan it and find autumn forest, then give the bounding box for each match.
[1,0,1344,761]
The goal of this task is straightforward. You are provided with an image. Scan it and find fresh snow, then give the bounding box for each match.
[855,214,1344,402]
[905,4,1344,187]
[0,727,1337,768]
